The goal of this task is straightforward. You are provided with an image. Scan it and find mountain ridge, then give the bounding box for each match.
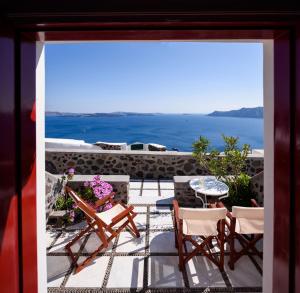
[207,107,263,118]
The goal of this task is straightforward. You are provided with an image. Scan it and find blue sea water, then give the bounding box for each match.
[45,114,263,152]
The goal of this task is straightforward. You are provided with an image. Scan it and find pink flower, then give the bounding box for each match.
[103,202,113,211]
[68,168,75,174]
[69,210,75,222]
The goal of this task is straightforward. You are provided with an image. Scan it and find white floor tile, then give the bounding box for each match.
[47,255,71,287]
[129,189,141,197]
[49,231,85,253]
[65,256,110,287]
[130,181,142,189]
[224,256,262,287]
[46,230,59,248]
[148,256,185,288]
[149,231,177,253]
[150,205,172,213]
[252,255,263,268]
[143,181,159,189]
[150,213,174,229]
[107,256,144,288]
[133,214,147,230]
[116,232,146,253]
[160,190,175,197]
[66,220,88,230]
[186,256,226,287]
[132,206,148,213]
[129,196,161,205]
[142,189,159,197]
[159,181,175,189]
[81,232,113,253]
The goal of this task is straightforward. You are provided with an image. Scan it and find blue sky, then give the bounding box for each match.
[45,42,263,114]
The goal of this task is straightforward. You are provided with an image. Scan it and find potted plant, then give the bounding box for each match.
[54,169,113,225]
[192,134,256,207]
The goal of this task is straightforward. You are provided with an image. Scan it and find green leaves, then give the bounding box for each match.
[192,134,254,207]
[55,195,73,210]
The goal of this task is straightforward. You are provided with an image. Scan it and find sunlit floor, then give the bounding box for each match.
[47,180,262,292]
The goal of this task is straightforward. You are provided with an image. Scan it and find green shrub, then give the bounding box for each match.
[192,134,255,207]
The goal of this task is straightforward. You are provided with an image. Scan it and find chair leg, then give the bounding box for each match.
[65,224,92,267]
[173,215,178,249]
[174,230,178,248]
[219,224,225,272]
[127,214,140,238]
[177,234,184,271]
[228,233,235,270]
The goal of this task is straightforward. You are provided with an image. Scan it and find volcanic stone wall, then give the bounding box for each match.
[46,149,264,179]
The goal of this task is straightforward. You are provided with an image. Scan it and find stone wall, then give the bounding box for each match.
[45,172,63,220]
[250,171,264,205]
[67,174,130,203]
[174,173,264,207]
[46,149,264,180]
[45,172,130,222]
[174,176,207,207]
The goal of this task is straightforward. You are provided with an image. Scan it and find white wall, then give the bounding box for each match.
[263,40,274,293]
[36,41,47,293]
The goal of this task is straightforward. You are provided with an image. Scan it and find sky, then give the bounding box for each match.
[45,42,263,114]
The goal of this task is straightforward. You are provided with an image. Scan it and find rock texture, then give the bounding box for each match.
[67,175,129,203]
[174,173,264,207]
[45,172,64,221]
[46,150,264,180]
[250,171,264,205]
[45,172,130,222]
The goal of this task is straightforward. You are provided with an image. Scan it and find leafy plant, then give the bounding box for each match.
[192,134,255,207]
[54,172,114,224]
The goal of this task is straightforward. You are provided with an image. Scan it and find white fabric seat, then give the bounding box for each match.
[178,207,227,236]
[96,204,128,226]
[229,206,264,234]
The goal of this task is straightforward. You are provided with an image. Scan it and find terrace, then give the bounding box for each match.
[46,149,264,292]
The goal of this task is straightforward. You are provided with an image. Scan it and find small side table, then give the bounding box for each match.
[189,176,229,207]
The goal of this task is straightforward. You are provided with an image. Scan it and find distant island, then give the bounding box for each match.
[207,107,263,119]
[46,107,263,118]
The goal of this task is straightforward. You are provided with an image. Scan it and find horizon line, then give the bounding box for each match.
[45,106,264,115]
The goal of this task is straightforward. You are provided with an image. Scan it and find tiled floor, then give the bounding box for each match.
[47,180,263,293]
[128,179,174,205]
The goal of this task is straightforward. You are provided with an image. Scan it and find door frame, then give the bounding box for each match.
[0,16,299,293]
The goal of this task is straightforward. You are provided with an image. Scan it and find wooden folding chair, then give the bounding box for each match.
[173,199,227,272]
[64,186,140,273]
[225,199,264,270]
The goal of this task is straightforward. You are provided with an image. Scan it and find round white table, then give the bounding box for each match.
[189,177,229,207]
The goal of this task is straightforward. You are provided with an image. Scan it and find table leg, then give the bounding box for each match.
[195,191,205,207]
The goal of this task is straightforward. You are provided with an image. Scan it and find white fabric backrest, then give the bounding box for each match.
[232,206,264,234]
[178,207,227,220]
[232,206,264,219]
[178,207,227,236]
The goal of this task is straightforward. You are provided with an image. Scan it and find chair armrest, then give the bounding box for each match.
[111,205,134,223]
[251,198,260,207]
[226,210,233,220]
[172,200,182,230]
[216,201,225,208]
[95,192,116,207]
[173,200,180,220]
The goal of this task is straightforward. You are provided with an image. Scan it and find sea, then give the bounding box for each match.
[45,114,263,152]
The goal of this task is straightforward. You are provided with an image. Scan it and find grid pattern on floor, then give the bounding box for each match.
[129,179,175,197]
[47,204,263,293]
